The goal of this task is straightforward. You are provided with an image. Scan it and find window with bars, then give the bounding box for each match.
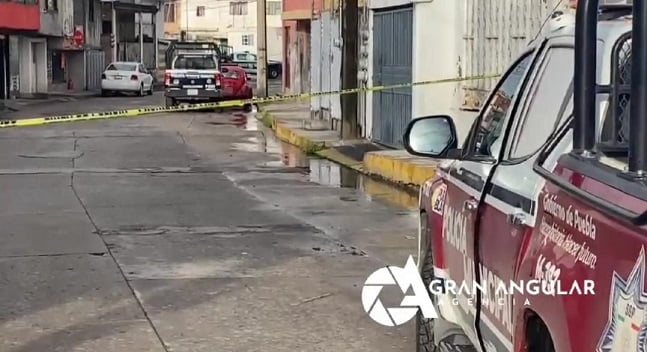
[601,32,632,153]
[196,6,205,16]
[230,1,248,16]
[267,1,281,15]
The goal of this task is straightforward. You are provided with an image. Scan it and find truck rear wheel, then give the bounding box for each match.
[527,317,555,352]
[165,97,176,108]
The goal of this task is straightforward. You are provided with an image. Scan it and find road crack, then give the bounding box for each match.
[70,172,171,352]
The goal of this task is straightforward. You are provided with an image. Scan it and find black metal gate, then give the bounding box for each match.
[371,6,413,147]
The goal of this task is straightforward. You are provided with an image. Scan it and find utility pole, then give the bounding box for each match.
[256,0,268,97]
[139,12,144,64]
[111,1,118,62]
[341,0,359,139]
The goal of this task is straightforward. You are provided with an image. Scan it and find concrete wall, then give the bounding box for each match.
[412,0,476,141]
[40,0,74,37]
[118,12,136,41]
[8,36,20,97]
[18,37,47,95]
[310,11,341,122]
[283,0,322,15]
[71,0,102,48]
[283,20,310,95]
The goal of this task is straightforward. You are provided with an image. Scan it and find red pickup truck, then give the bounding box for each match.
[405,2,647,352]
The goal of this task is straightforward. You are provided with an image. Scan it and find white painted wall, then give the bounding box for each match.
[40,0,74,37]
[412,0,476,143]
[227,27,282,60]
[18,38,47,95]
[181,0,282,39]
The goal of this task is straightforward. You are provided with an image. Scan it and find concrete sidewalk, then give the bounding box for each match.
[259,102,441,188]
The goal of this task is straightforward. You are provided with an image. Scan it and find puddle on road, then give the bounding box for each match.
[226,111,419,211]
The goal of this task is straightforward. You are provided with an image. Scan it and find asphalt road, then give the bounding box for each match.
[0,107,417,351]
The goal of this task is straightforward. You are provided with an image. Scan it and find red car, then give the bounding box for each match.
[219,65,253,101]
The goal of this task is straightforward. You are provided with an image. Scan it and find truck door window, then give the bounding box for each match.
[511,47,574,159]
[471,54,534,158]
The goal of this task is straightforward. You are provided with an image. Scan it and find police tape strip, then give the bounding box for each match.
[0,74,500,129]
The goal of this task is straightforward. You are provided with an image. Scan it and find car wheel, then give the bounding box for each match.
[137,84,144,96]
[165,97,175,108]
[269,68,279,79]
[147,84,153,95]
[416,213,436,352]
[101,89,109,97]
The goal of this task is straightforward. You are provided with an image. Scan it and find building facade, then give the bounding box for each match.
[101,0,163,70]
[309,0,341,125]
[282,0,322,94]
[361,0,572,147]
[0,0,41,102]
[163,0,283,61]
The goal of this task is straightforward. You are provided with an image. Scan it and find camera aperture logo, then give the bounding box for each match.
[362,256,596,327]
[361,256,437,327]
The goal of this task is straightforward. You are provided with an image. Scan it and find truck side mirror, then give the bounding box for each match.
[403,115,459,158]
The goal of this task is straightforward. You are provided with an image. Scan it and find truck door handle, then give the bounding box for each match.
[507,211,527,226]
[463,199,478,212]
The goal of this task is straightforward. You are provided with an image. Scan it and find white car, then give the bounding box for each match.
[101,62,154,96]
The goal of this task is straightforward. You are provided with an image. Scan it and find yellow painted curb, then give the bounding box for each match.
[273,122,324,153]
[364,152,439,187]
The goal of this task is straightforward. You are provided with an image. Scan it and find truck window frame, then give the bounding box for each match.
[507,43,575,161]
[460,43,546,163]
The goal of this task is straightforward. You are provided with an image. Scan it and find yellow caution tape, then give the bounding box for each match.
[0,74,500,129]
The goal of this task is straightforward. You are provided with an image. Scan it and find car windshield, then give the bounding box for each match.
[106,63,137,71]
[173,56,218,70]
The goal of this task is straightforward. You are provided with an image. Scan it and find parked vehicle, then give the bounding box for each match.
[164,43,223,108]
[231,51,282,79]
[406,2,646,352]
[220,65,253,101]
[101,62,154,96]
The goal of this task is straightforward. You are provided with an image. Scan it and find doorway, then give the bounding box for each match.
[30,42,38,93]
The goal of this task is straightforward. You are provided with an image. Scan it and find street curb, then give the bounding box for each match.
[259,108,439,188]
[316,148,364,173]
[274,122,327,154]
[363,151,440,188]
